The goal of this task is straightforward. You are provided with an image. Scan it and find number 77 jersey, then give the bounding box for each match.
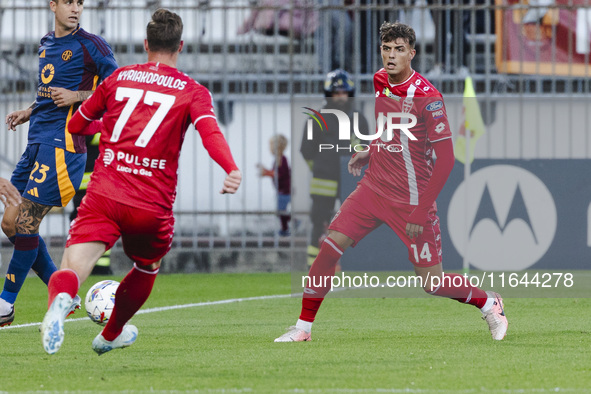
[74,62,224,213]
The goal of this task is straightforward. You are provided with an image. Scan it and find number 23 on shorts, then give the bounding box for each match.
[29,161,50,184]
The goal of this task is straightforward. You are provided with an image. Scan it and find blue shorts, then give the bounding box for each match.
[11,143,86,207]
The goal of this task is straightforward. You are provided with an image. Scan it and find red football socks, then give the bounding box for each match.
[101,264,159,341]
[429,273,488,309]
[300,237,344,323]
[47,269,79,308]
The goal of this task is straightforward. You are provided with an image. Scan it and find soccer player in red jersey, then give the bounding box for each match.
[41,9,242,355]
[275,22,508,342]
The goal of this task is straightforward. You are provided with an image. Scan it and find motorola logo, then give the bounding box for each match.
[448,165,557,271]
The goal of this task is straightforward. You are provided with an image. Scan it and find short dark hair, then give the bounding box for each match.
[379,21,416,49]
[146,8,183,53]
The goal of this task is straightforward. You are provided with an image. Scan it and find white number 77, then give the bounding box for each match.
[111,87,176,147]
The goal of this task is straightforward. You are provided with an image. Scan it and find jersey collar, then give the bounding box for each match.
[388,70,415,87]
[54,24,81,39]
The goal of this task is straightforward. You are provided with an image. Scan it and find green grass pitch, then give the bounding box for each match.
[0,272,590,393]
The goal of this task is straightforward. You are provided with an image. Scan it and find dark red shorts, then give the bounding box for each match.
[67,191,175,266]
[328,184,442,267]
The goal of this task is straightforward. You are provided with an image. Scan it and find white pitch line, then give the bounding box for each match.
[0,293,294,331]
[0,281,413,331]
[136,293,293,314]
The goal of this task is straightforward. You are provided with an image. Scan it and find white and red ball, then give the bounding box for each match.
[84,280,119,325]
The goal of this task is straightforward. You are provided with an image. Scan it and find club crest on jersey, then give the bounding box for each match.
[382,87,401,101]
[62,50,73,61]
[402,97,413,113]
[426,101,443,111]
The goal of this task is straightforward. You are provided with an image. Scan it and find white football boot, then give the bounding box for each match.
[0,305,15,327]
[92,324,138,355]
[68,294,82,317]
[41,293,73,354]
[482,291,508,340]
[274,326,311,342]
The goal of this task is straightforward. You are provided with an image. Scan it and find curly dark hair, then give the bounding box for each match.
[379,21,416,49]
[146,8,183,53]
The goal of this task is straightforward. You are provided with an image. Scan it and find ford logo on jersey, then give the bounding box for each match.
[425,101,443,111]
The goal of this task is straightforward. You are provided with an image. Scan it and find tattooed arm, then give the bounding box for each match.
[49,88,95,108]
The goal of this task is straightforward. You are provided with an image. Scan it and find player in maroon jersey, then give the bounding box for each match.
[275,22,507,342]
[40,9,242,355]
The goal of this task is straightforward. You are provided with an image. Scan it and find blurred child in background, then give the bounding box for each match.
[258,134,291,236]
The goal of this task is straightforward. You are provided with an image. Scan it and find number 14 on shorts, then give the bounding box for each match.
[410,243,432,263]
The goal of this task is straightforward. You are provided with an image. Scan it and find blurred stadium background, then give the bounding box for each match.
[1,0,590,275]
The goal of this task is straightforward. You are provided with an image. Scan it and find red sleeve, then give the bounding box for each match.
[69,117,103,136]
[68,80,109,135]
[86,119,103,135]
[189,84,238,173]
[407,138,454,225]
[68,110,92,135]
[195,117,238,174]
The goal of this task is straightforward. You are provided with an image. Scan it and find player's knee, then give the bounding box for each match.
[412,271,440,294]
[1,217,15,238]
[138,260,161,272]
[326,230,353,250]
[422,283,436,294]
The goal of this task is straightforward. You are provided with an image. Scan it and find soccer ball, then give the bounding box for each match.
[85,280,119,326]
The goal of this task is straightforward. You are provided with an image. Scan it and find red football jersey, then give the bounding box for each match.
[75,62,232,213]
[361,69,452,206]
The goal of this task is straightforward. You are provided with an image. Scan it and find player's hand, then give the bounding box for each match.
[5,108,32,131]
[0,178,22,207]
[405,222,423,240]
[50,87,79,107]
[220,170,242,194]
[348,150,370,176]
[406,208,428,239]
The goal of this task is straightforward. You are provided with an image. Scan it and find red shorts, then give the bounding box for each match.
[67,191,175,266]
[328,184,442,267]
